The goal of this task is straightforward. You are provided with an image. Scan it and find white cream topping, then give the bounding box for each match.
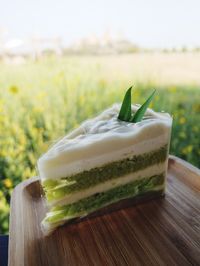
[48,161,167,207]
[38,104,172,180]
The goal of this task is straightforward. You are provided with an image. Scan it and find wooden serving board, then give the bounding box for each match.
[9,156,200,266]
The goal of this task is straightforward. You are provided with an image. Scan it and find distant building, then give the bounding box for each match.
[0,36,63,61]
[65,31,139,55]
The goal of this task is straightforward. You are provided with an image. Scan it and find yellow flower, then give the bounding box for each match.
[187,145,193,153]
[36,92,47,101]
[3,178,13,189]
[33,106,44,113]
[22,168,32,180]
[179,117,186,124]
[169,86,177,93]
[0,150,7,157]
[79,95,85,105]
[149,102,153,108]
[182,145,193,155]
[9,85,19,94]
[19,134,27,145]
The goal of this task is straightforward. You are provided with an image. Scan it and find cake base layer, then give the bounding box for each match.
[42,173,165,234]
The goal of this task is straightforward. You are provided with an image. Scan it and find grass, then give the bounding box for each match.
[0,54,199,234]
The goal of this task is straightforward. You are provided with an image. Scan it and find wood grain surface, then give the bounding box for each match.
[8,156,200,266]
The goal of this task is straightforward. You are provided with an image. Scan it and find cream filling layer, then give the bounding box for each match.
[47,161,167,207]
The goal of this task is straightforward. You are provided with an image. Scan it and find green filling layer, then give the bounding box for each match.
[43,145,168,202]
[44,173,165,224]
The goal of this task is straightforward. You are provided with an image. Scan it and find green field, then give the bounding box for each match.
[0,54,200,234]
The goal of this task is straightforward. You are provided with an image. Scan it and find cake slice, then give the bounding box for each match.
[38,89,172,235]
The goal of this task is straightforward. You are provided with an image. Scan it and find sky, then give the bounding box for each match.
[0,0,200,48]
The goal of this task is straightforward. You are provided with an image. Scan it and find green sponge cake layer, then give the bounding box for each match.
[43,145,168,202]
[42,173,165,231]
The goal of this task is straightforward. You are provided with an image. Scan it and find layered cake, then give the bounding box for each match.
[38,90,172,235]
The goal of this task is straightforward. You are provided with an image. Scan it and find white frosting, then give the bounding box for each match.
[38,104,172,180]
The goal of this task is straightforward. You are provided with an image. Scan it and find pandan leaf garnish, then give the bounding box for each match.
[117,86,132,121]
[131,90,156,122]
[118,87,156,123]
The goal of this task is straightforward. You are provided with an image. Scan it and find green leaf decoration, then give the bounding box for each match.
[117,87,156,123]
[117,86,132,121]
[130,90,156,123]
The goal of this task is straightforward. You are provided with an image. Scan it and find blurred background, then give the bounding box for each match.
[0,0,200,234]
